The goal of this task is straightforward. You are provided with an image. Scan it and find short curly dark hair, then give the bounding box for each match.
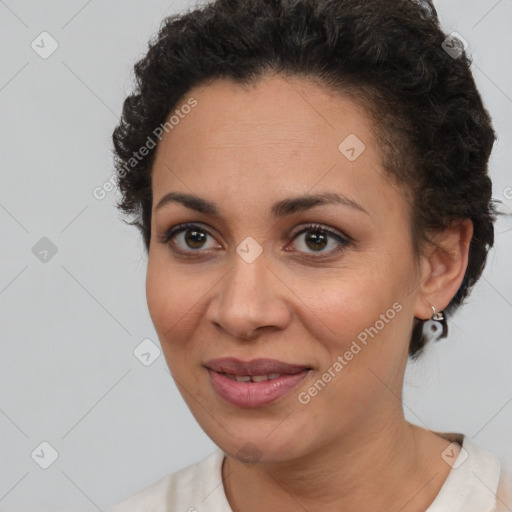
[112,0,497,358]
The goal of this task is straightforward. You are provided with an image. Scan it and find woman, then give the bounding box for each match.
[110,0,510,510]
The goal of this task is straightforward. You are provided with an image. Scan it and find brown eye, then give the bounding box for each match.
[303,231,328,252]
[183,228,207,249]
[289,223,351,257]
[158,223,221,253]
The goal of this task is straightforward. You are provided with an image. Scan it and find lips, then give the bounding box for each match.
[204,357,310,376]
[204,357,312,408]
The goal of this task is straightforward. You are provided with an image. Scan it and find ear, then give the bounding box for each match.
[413,218,473,320]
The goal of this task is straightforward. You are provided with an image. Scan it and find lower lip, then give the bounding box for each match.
[207,369,310,408]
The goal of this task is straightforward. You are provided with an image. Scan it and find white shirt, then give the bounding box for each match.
[109,433,506,512]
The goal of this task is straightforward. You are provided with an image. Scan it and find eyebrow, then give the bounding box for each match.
[155,191,369,218]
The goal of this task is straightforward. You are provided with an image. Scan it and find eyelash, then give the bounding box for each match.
[158,222,352,259]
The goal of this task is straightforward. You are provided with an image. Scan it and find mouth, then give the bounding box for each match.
[204,357,312,408]
[220,372,287,382]
[204,357,311,376]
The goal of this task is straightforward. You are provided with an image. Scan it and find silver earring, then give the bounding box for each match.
[430,305,444,322]
[422,305,448,341]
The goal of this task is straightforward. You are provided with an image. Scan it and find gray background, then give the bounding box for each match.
[1,0,511,510]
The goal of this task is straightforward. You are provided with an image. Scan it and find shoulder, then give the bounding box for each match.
[495,471,512,511]
[427,432,503,512]
[108,450,227,512]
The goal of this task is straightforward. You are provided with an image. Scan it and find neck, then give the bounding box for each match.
[223,414,453,512]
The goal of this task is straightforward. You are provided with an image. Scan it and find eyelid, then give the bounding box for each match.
[284,222,352,258]
[288,222,351,242]
[157,222,221,246]
[159,221,352,257]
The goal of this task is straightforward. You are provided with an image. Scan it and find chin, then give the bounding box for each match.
[195,411,314,464]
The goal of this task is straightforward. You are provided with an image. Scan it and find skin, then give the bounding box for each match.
[146,73,473,511]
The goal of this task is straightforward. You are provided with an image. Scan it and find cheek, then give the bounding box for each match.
[285,258,414,393]
[293,277,410,428]
[145,256,198,348]
[288,267,405,344]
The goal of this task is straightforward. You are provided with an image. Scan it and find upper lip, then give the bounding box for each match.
[204,357,310,376]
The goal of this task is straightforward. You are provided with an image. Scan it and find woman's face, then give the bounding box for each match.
[146,74,430,463]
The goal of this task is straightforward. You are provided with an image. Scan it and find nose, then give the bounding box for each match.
[205,251,292,341]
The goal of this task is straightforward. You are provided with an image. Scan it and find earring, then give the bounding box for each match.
[430,305,444,322]
[423,304,448,341]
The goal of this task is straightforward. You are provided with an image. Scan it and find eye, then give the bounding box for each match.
[158,223,221,255]
[159,222,352,259]
[287,223,351,257]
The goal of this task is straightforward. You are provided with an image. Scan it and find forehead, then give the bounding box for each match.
[159,74,376,152]
[151,74,406,221]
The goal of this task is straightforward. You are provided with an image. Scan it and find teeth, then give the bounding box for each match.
[251,374,269,382]
[223,373,284,382]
